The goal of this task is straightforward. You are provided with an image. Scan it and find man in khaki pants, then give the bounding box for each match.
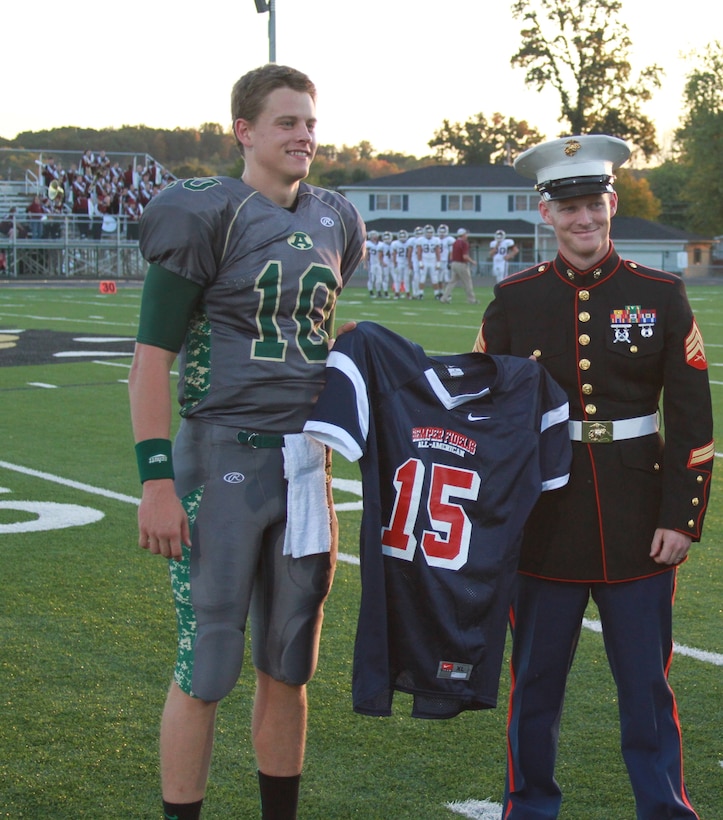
[440,228,478,304]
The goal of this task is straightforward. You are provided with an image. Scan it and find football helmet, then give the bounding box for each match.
[382,231,392,243]
[437,224,449,236]
[398,229,408,240]
[424,224,434,237]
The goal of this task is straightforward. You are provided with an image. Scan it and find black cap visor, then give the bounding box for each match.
[536,174,615,201]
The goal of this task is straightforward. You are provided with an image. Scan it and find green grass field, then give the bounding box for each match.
[0,280,721,819]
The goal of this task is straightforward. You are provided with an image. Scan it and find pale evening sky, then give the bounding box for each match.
[3,0,717,162]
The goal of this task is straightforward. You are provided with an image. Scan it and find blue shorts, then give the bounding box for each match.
[169,419,335,701]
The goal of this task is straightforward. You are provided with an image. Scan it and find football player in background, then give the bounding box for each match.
[379,230,393,298]
[437,224,455,285]
[409,225,424,298]
[416,223,442,299]
[128,63,365,820]
[391,229,411,298]
[365,229,384,297]
[489,229,518,282]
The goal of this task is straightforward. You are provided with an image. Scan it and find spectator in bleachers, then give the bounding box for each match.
[80,149,96,176]
[138,172,153,207]
[26,194,45,239]
[42,157,60,187]
[45,193,69,239]
[0,208,29,239]
[123,188,143,239]
[71,177,92,238]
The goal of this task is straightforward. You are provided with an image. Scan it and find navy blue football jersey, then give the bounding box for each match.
[304,322,571,718]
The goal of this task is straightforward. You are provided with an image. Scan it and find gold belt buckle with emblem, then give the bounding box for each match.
[583,420,614,443]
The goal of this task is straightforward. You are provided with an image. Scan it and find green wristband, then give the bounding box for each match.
[135,438,174,483]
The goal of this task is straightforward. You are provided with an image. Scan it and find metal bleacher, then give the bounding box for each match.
[0,148,168,280]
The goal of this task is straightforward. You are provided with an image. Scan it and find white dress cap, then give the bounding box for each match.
[514,135,631,200]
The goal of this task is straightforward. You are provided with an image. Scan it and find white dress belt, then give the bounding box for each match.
[568,413,659,444]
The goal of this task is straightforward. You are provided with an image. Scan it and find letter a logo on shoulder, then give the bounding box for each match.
[685,320,707,370]
[288,231,313,250]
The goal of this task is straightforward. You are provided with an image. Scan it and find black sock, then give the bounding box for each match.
[257,770,301,820]
[162,798,203,820]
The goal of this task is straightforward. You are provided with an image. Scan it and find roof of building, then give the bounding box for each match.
[342,164,530,190]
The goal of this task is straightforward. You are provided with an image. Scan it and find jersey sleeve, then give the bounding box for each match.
[138,178,228,287]
[537,366,572,492]
[136,263,203,351]
[303,347,369,461]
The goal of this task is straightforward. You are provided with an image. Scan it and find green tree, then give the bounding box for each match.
[674,42,723,236]
[510,0,663,159]
[646,161,690,230]
[613,168,661,221]
[428,113,544,164]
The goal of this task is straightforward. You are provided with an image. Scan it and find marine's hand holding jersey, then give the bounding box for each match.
[304,322,571,718]
[138,176,365,432]
[476,247,714,581]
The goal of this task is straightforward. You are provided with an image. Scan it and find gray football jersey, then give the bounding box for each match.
[139,177,365,431]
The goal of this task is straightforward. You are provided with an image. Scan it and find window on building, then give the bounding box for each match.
[441,194,482,212]
[370,194,408,211]
[512,194,538,211]
[445,194,477,212]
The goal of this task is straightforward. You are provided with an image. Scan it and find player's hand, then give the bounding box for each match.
[649,528,692,565]
[329,321,357,349]
[138,479,191,561]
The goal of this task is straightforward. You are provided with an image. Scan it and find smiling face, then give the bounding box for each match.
[234,86,317,204]
[539,192,618,270]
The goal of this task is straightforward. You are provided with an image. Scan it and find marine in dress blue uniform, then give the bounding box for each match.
[474,135,713,819]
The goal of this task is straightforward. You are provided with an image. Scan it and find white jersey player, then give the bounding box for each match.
[391,230,411,298]
[437,224,455,285]
[408,226,424,297]
[365,230,384,297]
[489,229,519,283]
[415,224,442,299]
[378,231,393,298]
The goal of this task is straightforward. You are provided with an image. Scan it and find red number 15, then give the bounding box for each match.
[381,458,480,570]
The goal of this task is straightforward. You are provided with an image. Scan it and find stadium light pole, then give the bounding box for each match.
[253,0,276,63]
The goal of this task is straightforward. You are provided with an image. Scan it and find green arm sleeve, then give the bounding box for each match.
[136,264,204,352]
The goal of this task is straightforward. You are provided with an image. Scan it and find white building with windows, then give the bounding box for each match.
[339,165,713,277]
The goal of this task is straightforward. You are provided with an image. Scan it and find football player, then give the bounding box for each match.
[489,229,519,282]
[379,230,393,298]
[128,63,365,820]
[365,229,384,297]
[416,224,442,299]
[391,229,411,298]
[408,226,424,297]
[437,224,455,285]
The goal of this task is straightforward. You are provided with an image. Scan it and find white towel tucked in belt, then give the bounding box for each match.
[282,432,331,558]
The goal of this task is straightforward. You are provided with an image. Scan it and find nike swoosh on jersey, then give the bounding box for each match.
[468,413,491,421]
